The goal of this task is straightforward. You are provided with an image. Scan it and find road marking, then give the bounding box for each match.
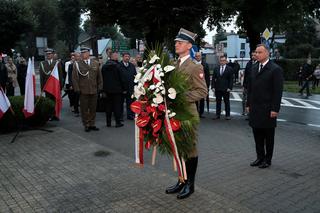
[281,99,294,107]
[289,99,317,109]
[231,92,242,101]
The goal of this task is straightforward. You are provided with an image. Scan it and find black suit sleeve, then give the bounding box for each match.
[228,67,233,90]
[203,63,210,88]
[271,66,284,112]
[211,68,217,89]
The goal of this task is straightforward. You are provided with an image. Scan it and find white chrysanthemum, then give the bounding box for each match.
[153,93,163,104]
[134,73,142,83]
[149,55,160,64]
[164,65,175,73]
[149,85,156,90]
[168,88,177,99]
[169,112,176,118]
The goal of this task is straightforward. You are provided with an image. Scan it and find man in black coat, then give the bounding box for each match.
[211,55,233,120]
[0,55,8,92]
[299,60,313,97]
[242,52,257,116]
[119,52,137,120]
[246,44,284,169]
[194,52,210,118]
[101,52,126,127]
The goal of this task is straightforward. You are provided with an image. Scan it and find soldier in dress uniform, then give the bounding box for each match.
[40,48,64,120]
[72,47,103,132]
[165,28,208,199]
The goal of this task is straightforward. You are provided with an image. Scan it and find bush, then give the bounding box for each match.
[274,59,320,81]
[0,96,55,133]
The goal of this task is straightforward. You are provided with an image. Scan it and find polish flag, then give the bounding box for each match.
[0,88,11,119]
[23,58,36,118]
[43,62,62,118]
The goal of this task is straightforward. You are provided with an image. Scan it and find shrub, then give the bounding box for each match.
[274,59,320,81]
[0,96,55,133]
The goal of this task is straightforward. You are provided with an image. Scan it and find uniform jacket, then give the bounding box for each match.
[211,64,233,91]
[39,60,64,90]
[101,60,127,93]
[176,57,208,157]
[247,60,284,128]
[72,59,103,95]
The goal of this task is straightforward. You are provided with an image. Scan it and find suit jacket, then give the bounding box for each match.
[119,61,136,93]
[247,60,284,128]
[0,62,8,87]
[202,61,210,88]
[211,65,233,91]
[243,60,256,89]
[39,60,64,90]
[72,59,103,95]
[101,60,126,93]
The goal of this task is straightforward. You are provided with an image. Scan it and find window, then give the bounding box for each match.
[223,43,227,48]
[241,43,245,50]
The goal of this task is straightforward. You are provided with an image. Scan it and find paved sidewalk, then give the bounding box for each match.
[0,127,252,212]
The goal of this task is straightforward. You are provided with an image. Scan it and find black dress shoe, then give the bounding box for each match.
[165,181,185,194]
[199,115,205,118]
[115,123,124,128]
[106,123,111,127]
[212,116,220,120]
[90,126,99,131]
[250,159,263,167]
[85,126,90,132]
[177,181,194,199]
[259,161,271,169]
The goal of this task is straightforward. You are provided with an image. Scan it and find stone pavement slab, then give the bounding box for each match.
[0,127,252,212]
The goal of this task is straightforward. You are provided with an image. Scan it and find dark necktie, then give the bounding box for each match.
[259,64,263,72]
[220,65,224,75]
[177,59,181,69]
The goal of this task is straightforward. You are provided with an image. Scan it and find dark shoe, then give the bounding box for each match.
[250,159,263,167]
[259,161,271,169]
[225,116,231,120]
[177,181,194,199]
[165,181,185,194]
[199,115,205,118]
[115,123,124,128]
[90,126,99,131]
[74,113,80,117]
[212,116,220,120]
[106,123,111,127]
[85,126,90,132]
[127,117,134,120]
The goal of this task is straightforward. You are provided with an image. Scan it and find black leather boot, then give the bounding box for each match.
[177,157,198,199]
[165,180,185,194]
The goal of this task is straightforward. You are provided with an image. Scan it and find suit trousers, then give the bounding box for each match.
[80,94,97,127]
[105,93,122,125]
[252,127,275,163]
[215,90,230,117]
[121,92,134,119]
[196,98,205,116]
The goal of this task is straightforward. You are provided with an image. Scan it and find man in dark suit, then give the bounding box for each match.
[119,52,136,120]
[194,52,210,118]
[242,52,257,116]
[211,55,233,120]
[101,52,126,128]
[299,60,313,97]
[246,44,284,169]
[0,55,8,92]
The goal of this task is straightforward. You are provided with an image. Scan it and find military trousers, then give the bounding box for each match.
[80,94,97,127]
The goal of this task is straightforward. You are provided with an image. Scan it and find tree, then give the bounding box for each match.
[0,0,33,54]
[57,0,83,52]
[207,0,320,53]
[86,0,208,51]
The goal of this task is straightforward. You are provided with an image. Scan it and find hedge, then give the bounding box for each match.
[274,59,320,81]
[0,96,55,133]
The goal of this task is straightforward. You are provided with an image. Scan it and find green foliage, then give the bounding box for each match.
[86,0,208,50]
[207,0,320,53]
[0,96,55,133]
[274,59,320,81]
[0,0,33,54]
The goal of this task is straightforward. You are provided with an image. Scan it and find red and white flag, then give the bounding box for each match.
[43,62,62,118]
[0,88,11,119]
[23,58,36,118]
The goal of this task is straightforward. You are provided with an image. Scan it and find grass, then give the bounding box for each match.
[284,81,320,94]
